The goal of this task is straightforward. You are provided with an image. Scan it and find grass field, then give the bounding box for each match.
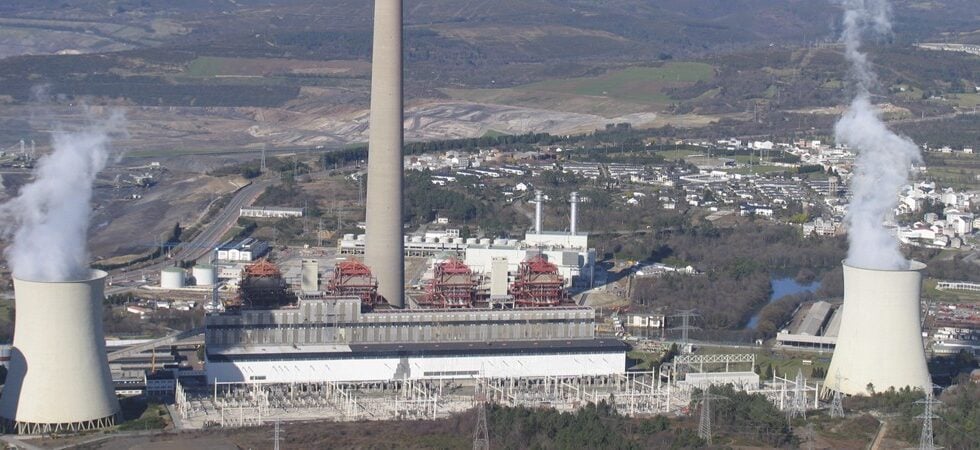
[444,62,716,117]
[951,93,980,108]
[924,278,980,303]
[524,62,715,104]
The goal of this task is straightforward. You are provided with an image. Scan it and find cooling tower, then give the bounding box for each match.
[825,261,931,396]
[0,270,120,434]
[363,0,405,307]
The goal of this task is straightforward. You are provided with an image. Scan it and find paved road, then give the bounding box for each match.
[106,177,274,288]
[170,177,273,263]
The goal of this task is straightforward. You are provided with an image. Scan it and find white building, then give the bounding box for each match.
[240,206,304,219]
[217,238,270,262]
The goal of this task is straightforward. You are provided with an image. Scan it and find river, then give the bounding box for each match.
[745,277,822,329]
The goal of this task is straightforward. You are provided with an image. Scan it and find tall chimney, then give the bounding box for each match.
[570,192,578,235]
[364,0,404,308]
[534,190,543,235]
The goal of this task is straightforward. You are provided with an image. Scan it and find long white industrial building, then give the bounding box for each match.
[206,341,626,384]
[204,297,626,384]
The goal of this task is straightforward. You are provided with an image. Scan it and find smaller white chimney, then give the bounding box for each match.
[570,192,578,235]
[534,190,543,235]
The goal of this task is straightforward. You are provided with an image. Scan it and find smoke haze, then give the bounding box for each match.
[0,113,124,281]
[835,0,919,270]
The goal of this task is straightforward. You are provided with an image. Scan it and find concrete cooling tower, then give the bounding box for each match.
[0,270,120,434]
[825,261,931,396]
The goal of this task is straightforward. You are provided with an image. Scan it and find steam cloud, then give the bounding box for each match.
[0,113,124,281]
[835,0,920,270]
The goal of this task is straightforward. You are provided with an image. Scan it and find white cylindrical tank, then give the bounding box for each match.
[424,236,437,243]
[192,264,216,286]
[411,236,423,243]
[480,238,491,246]
[344,233,355,241]
[160,267,185,289]
[825,261,931,396]
[356,234,366,242]
[466,238,478,245]
[0,270,120,433]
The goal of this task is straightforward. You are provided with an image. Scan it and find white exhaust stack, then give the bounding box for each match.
[570,192,578,235]
[364,0,405,308]
[534,190,543,234]
[825,261,931,396]
[0,270,120,434]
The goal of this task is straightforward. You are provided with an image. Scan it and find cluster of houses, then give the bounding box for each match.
[896,182,977,248]
[399,138,977,247]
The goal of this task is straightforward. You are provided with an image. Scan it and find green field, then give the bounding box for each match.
[924,278,980,303]
[524,62,715,103]
[951,93,980,108]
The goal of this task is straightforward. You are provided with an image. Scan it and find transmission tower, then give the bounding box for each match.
[473,402,490,450]
[788,369,808,421]
[915,388,942,450]
[273,418,282,450]
[829,371,845,419]
[669,309,701,347]
[695,391,727,445]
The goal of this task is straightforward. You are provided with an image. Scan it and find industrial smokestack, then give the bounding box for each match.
[570,192,578,235]
[0,270,120,434]
[364,0,404,308]
[825,261,931,396]
[534,190,543,235]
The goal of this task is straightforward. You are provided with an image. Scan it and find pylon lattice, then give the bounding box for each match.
[915,388,942,450]
[830,371,845,419]
[696,391,727,445]
[788,369,808,421]
[473,402,489,450]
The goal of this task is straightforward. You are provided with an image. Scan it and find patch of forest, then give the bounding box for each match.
[626,223,847,330]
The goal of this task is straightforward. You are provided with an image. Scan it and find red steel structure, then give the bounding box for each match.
[510,254,566,307]
[418,258,477,308]
[237,259,294,309]
[326,259,379,306]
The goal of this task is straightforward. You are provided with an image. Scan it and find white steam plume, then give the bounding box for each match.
[0,113,125,281]
[835,0,920,270]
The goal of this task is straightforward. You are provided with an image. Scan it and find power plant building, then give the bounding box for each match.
[0,271,120,434]
[204,298,625,383]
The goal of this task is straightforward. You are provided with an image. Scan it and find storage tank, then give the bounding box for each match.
[160,267,185,289]
[343,234,355,241]
[192,264,216,286]
[480,238,492,246]
[411,236,423,243]
[356,234,366,242]
[0,270,120,434]
[825,261,931,396]
[425,236,437,243]
[466,238,478,245]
